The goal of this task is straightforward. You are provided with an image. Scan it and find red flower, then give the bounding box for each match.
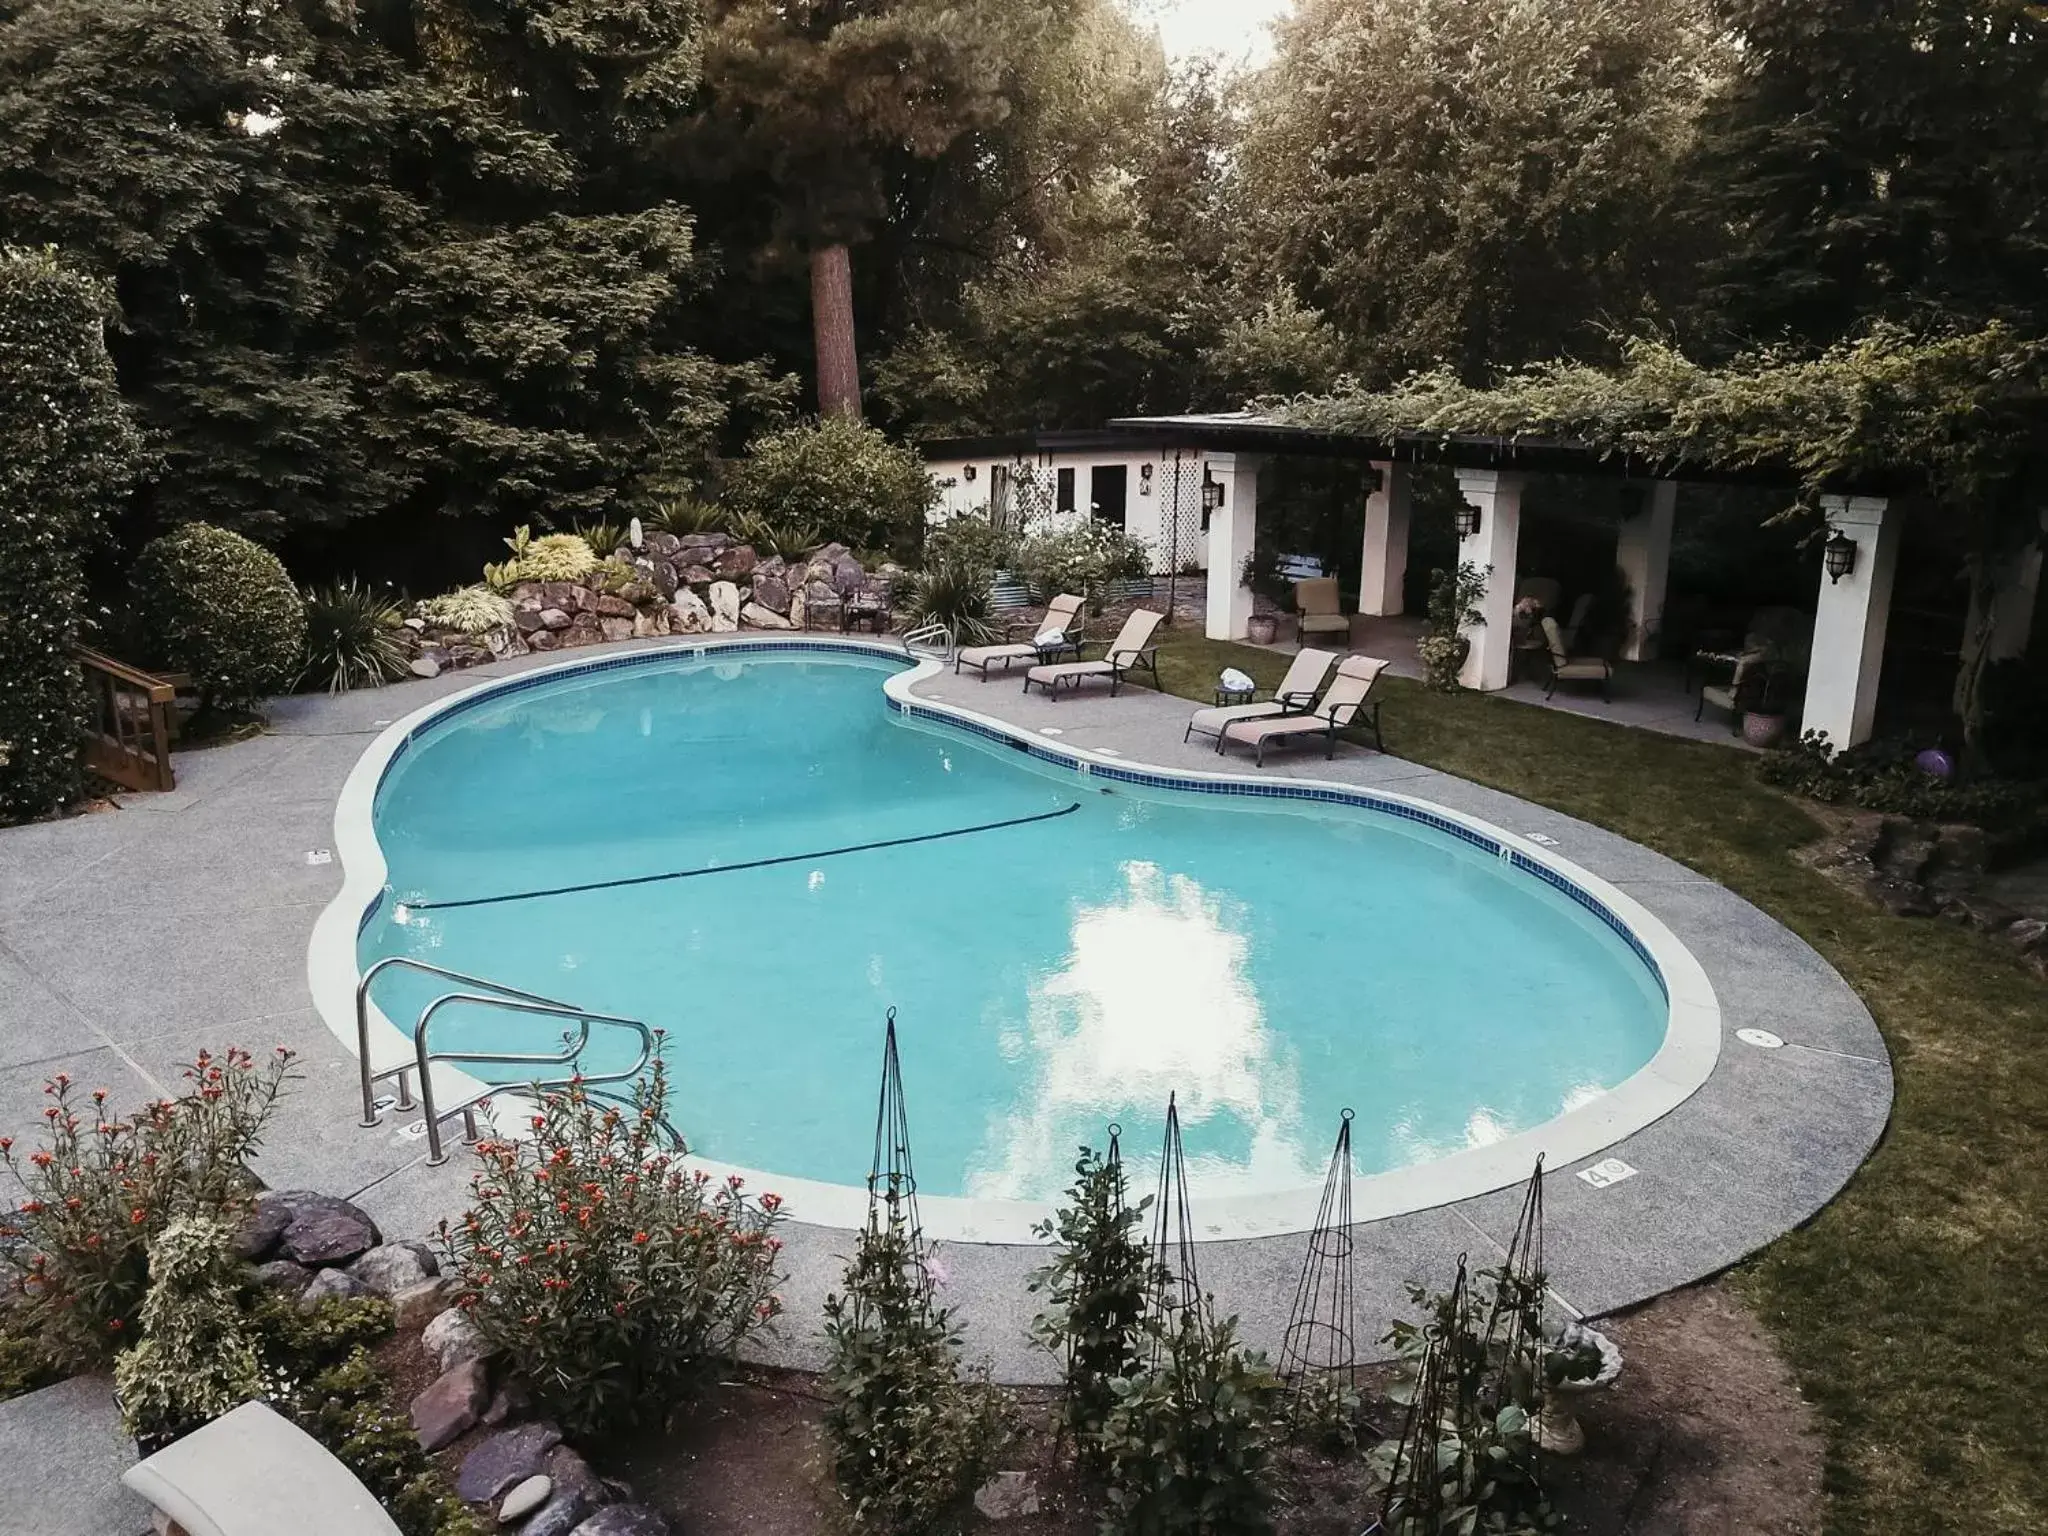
[29,1151,52,1169]
[726,1174,744,1192]
[106,1318,123,1332]
[130,1209,147,1225]
[92,1089,107,1105]
[632,1231,649,1245]
[19,1201,43,1216]
[760,1193,783,1214]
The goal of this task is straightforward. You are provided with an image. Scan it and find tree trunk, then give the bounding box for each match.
[810,244,862,420]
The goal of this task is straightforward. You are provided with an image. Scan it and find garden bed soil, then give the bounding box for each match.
[578,1281,1822,1536]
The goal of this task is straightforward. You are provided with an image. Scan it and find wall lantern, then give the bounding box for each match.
[1823,528,1858,583]
[963,464,977,482]
[1201,473,1224,513]
[1455,501,1482,539]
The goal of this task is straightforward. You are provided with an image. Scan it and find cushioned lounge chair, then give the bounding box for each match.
[1183,648,1338,751]
[1696,648,1766,732]
[954,593,1084,679]
[1219,655,1388,764]
[1541,616,1612,700]
[122,1400,403,1536]
[1293,577,1351,647]
[1023,608,1165,699]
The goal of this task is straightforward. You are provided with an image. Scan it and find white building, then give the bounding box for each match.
[921,431,1222,574]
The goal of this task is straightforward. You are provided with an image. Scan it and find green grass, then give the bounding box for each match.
[1154,631,2048,1536]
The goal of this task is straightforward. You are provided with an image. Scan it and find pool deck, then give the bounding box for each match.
[0,636,1891,1408]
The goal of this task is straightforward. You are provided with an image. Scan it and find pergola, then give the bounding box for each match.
[1109,411,1917,750]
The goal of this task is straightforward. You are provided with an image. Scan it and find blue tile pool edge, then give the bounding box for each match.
[307,635,1725,1244]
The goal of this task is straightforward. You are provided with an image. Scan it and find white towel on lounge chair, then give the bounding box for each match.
[955,593,1085,678]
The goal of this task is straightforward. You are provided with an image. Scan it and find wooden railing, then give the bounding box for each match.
[76,647,176,793]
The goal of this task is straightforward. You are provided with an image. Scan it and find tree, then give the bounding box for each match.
[1231,0,1732,382]
[0,248,143,825]
[685,0,1071,418]
[1687,0,2048,350]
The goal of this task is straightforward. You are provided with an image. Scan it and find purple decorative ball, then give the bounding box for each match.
[1913,748,1954,779]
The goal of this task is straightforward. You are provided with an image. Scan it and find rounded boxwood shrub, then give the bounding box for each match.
[724,417,937,560]
[131,524,307,714]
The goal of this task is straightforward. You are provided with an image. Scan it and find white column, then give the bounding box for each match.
[1967,509,2046,664]
[1615,480,1677,662]
[1204,453,1263,641]
[1453,469,1525,691]
[1359,461,1413,617]
[1801,495,1902,751]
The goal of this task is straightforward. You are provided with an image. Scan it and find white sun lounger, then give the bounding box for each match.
[1219,654,1389,764]
[1183,648,1339,751]
[121,1399,403,1536]
[1022,608,1165,699]
[954,593,1085,679]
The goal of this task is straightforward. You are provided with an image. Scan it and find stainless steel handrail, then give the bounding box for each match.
[410,993,658,1165]
[354,955,568,1126]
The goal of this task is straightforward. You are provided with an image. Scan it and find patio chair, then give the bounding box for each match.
[1218,654,1389,765]
[1696,647,1767,732]
[1183,648,1338,751]
[1022,608,1165,700]
[1293,577,1351,648]
[1541,617,1612,700]
[954,593,1085,679]
[122,1399,403,1536]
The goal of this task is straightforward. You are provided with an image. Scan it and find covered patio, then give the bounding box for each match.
[1109,413,2003,752]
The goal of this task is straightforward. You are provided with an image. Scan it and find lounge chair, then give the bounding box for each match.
[1293,577,1351,648]
[954,593,1085,679]
[122,1399,403,1536]
[1023,608,1165,699]
[1541,617,1612,700]
[1183,648,1338,751]
[1696,648,1767,731]
[1219,655,1389,764]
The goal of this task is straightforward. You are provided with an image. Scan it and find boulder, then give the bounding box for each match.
[681,563,715,586]
[514,606,549,634]
[715,543,758,578]
[411,1358,490,1452]
[568,1507,673,1536]
[299,1268,365,1309]
[233,1200,292,1262]
[677,531,728,553]
[974,1472,1043,1521]
[501,1476,553,1523]
[670,590,710,635]
[541,581,581,611]
[708,581,741,633]
[539,607,572,631]
[650,562,679,599]
[599,616,636,643]
[409,656,441,679]
[2008,917,2048,952]
[270,1192,381,1267]
[457,1422,563,1502]
[645,531,681,560]
[831,556,866,594]
[528,630,561,651]
[751,575,791,614]
[391,1278,455,1330]
[740,602,793,631]
[348,1242,437,1297]
[592,593,636,619]
[521,1448,611,1536]
[253,1259,314,1295]
[788,589,807,629]
[423,1305,487,1371]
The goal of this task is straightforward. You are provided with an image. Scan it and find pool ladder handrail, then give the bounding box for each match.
[901,619,954,659]
[355,956,661,1165]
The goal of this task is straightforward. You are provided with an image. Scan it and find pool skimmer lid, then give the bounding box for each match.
[1736,1028,1785,1049]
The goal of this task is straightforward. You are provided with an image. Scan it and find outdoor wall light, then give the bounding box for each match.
[963,464,977,482]
[1823,528,1858,583]
[1455,502,1482,538]
[1201,473,1224,513]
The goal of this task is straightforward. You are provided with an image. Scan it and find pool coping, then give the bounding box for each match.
[309,635,1723,1244]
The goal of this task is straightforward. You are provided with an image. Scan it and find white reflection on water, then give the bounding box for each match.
[967,861,1318,1200]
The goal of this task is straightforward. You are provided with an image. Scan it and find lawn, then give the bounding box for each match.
[1154,632,2048,1536]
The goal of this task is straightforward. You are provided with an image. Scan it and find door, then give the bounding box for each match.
[1090,465,1128,528]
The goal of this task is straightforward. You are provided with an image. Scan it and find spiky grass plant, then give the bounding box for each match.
[300,579,410,693]
[415,584,514,636]
[899,557,1002,646]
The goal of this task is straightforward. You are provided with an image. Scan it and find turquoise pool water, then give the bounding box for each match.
[360,650,1666,1204]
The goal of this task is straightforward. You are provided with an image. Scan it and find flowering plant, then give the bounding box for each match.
[441,1056,783,1435]
[0,1046,297,1369]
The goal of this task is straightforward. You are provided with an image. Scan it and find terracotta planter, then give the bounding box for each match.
[1246,615,1279,645]
[1742,711,1788,748]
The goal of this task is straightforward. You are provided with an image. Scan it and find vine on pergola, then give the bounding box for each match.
[1282,324,2048,750]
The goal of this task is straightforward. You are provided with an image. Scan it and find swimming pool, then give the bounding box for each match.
[316,641,1719,1240]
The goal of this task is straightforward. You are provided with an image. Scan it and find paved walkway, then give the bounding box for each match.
[0,637,1890,1411]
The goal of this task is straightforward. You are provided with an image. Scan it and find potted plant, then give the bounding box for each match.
[1742,652,1796,747]
[1417,561,1490,691]
[1530,1321,1624,1456]
[1239,553,1285,644]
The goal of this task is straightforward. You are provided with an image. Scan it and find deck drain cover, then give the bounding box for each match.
[1039,727,1064,736]
[305,849,333,866]
[1577,1157,1638,1189]
[1524,832,1560,847]
[1736,1028,1786,1049]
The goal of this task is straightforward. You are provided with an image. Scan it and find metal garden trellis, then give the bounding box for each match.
[1279,1107,1359,1412]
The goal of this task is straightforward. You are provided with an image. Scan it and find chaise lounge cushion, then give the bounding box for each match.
[122,1400,403,1536]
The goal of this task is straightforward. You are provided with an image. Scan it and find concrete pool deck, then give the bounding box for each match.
[0,635,1891,1399]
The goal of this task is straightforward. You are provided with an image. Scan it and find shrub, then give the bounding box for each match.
[302,580,411,693]
[1759,731,2048,830]
[1098,1309,1281,1536]
[131,524,307,715]
[0,249,143,824]
[923,513,1021,575]
[440,1060,783,1435]
[1418,561,1489,691]
[1028,1145,1154,1461]
[728,509,824,558]
[1015,522,1153,610]
[488,526,599,589]
[415,585,515,636]
[724,417,936,561]
[822,1217,1013,1533]
[114,1214,264,1445]
[897,558,1002,647]
[644,496,723,536]
[0,1046,296,1370]
[573,520,627,561]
